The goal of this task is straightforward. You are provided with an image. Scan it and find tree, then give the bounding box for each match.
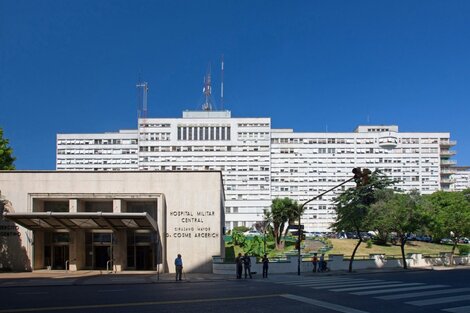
[332,170,394,272]
[0,128,15,170]
[268,197,301,250]
[426,191,470,256]
[368,190,427,269]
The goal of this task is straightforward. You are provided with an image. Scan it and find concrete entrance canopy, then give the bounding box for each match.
[3,212,158,232]
[0,171,225,273]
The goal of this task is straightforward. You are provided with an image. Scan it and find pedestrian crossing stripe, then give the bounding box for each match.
[279,278,358,285]
[331,282,423,292]
[406,294,470,306]
[311,280,393,289]
[267,275,470,312]
[352,284,448,296]
[376,287,470,300]
[288,279,377,287]
[443,305,470,313]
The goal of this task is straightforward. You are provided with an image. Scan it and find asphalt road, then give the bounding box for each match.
[1,269,469,313]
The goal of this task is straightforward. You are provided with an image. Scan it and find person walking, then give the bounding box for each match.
[235,253,243,279]
[319,253,325,272]
[262,254,269,278]
[243,253,252,279]
[312,253,318,273]
[175,254,183,281]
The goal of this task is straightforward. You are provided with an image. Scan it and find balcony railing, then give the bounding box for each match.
[440,150,457,157]
[441,160,457,166]
[441,178,456,184]
[440,140,457,147]
[441,168,457,174]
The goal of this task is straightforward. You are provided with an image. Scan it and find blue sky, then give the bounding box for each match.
[1,0,469,169]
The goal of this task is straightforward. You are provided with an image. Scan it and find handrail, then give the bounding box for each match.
[65,260,69,272]
[106,260,112,273]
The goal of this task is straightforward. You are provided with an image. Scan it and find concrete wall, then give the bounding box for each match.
[212,254,470,274]
[0,171,224,273]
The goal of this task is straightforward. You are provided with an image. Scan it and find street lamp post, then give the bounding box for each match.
[297,176,355,275]
[296,167,371,275]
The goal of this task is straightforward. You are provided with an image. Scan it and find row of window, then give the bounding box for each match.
[177,126,231,141]
[139,123,171,128]
[272,137,447,145]
[237,123,270,128]
[57,159,137,165]
[140,133,171,141]
[58,149,138,155]
[58,139,138,145]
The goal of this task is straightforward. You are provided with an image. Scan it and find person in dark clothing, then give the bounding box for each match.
[174,254,183,281]
[262,254,269,278]
[312,253,318,272]
[243,253,252,279]
[235,253,243,279]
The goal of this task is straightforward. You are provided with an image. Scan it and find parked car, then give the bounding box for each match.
[304,232,316,238]
[243,230,262,237]
[440,238,454,245]
[416,235,433,242]
[459,237,469,244]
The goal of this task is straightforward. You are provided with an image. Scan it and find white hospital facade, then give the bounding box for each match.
[57,110,460,232]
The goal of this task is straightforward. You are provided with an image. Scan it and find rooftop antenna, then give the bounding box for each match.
[136,81,149,118]
[202,63,213,111]
[220,55,224,110]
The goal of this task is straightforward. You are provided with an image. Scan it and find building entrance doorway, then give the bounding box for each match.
[127,230,155,270]
[52,245,69,270]
[44,232,70,270]
[85,232,114,270]
[136,246,152,270]
[94,246,111,269]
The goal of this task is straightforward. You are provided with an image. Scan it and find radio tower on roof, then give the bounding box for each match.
[202,64,213,111]
[136,81,149,118]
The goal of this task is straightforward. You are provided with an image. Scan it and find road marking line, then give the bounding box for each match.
[311,280,389,289]
[281,294,370,313]
[406,294,470,306]
[443,305,470,313]
[352,284,447,295]
[0,294,284,312]
[377,287,470,300]
[331,282,423,292]
[97,289,125,292]
[277,277,357,284]
[16,292,49,295]
[282,278,358,285]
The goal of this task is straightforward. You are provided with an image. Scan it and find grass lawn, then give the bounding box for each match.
[224,237,462,261]
[326,239,455,257]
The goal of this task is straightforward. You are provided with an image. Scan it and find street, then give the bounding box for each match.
[1,269,469,313]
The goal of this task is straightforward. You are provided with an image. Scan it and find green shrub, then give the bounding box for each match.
[233,226,250,233]
[366,239,373,249]
[458,244,470,255]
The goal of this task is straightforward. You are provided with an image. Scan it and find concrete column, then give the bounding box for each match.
[69,230,85,271]
[113,199,122,213]
[113,230,127,271]
[33,231,45,270]
[157,195,166,272]
[69,199,78,213]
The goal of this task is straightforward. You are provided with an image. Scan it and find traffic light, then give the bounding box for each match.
[362,168,371,185]
[352,167,362,186]
[352,167,371,186]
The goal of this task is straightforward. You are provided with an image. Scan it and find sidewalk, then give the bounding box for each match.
[0,270,235,288]
[0,265,467,288]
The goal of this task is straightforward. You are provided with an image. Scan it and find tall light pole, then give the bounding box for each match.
[296,168,371,275]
